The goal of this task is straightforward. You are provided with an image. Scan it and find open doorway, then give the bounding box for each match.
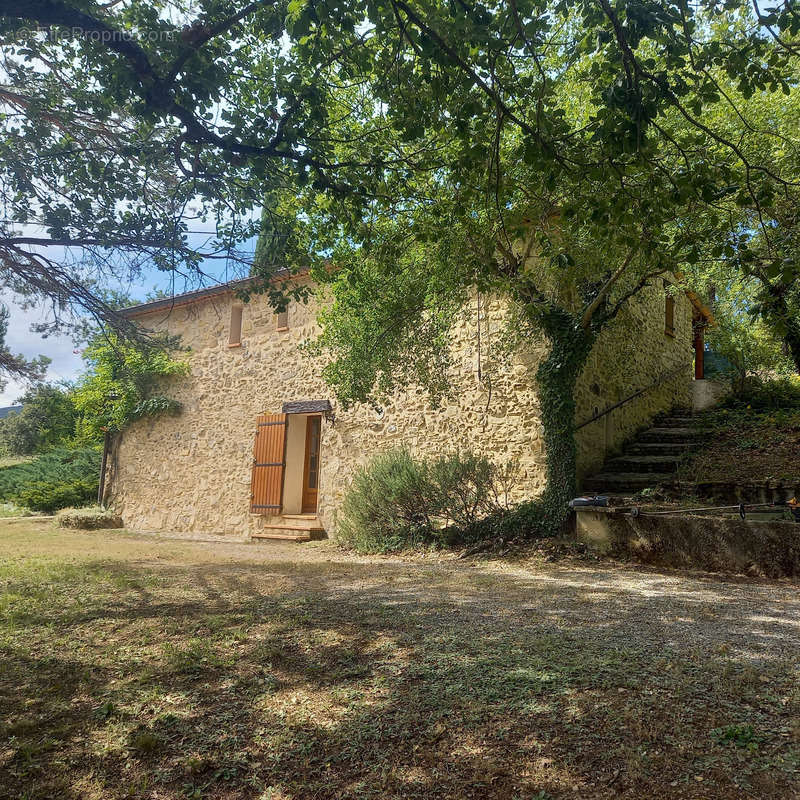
[280,413,323,515]
[301,416,322,513]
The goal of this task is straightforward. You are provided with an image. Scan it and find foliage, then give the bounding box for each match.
[0,384,78,455]
[337,448,514,553]
[57,506,123,529]
[71,334,188,439]
[0,0,798,380]
[711,724,762,751]
[698,277,795,392]
[680,405,800,485]
[0,447,100,507]
[13,479,97,515]
[721,376,800,412]
[0,306,49,390]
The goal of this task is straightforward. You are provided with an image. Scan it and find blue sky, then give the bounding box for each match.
[1,235,257,406]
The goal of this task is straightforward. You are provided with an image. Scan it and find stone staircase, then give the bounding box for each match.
[582,410,704,499]
[251,514,326,542]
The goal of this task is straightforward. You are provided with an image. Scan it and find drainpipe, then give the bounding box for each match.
[98,429,110,507]
[97,390,119,507]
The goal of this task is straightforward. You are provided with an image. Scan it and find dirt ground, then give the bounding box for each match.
[1,520,798,799]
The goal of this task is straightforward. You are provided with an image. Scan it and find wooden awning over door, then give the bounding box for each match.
[250,413,288,513]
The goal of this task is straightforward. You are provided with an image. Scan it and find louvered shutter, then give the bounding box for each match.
[250,414,288,513]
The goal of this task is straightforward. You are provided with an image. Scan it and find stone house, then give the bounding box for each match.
[112,274,705,539]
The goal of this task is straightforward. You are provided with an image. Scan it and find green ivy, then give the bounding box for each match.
[72,334,189,440]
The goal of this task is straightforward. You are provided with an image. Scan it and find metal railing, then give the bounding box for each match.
[574,362,693,432]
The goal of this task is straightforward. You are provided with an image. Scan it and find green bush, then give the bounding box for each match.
[337,448,515,553]
[13,479,97,515]
[0,447,100,500]
[723,376,800,411]
[0,447,101,513]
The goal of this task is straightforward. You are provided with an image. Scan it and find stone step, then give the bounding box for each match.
[626,441,695,456]
[605,454,682,474]
[655,415,695,428]
[582,472,677,493]
[637,427,702,443]
[252,530,313,542]
[278,514,323,529]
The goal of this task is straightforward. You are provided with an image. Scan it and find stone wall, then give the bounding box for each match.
[111,278,691,537]
[575,280,693,478]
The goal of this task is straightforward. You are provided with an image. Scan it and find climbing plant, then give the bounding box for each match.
[71,334,189,441]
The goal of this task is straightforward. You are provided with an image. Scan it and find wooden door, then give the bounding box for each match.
[250,414,288,514]
[301,415,322,513]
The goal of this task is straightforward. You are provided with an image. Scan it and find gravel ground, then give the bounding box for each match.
[1,523,798,799]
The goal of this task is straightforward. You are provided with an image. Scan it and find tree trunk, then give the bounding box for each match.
[785,320,800,374]
[532,308,596,536]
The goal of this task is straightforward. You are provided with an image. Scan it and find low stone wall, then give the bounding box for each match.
[576,507,800,577]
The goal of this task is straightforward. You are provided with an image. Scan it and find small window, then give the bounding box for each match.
[229,305,243,346]
[664,284,675,338]
[275,307,288,331]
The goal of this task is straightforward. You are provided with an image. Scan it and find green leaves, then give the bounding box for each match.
[72,334,189,438]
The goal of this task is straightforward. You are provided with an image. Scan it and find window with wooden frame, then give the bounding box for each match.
[275,307,289,331]
[229,304,243,347]
[664,282,675,338]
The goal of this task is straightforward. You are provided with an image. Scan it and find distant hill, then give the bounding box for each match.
[0,406,22,420]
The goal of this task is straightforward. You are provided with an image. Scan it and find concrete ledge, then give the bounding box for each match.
[692,378,729,411]
[576,508,800,577]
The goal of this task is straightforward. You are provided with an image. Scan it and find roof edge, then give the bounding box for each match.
[120,268,310,319]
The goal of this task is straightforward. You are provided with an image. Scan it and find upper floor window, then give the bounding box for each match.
[664,282,675,337]
[275,307,289,331]
[229,304,243,346]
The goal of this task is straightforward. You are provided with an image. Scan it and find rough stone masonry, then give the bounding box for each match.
[112,278,692,537]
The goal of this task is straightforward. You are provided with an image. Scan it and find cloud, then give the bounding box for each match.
[1,294,83,405]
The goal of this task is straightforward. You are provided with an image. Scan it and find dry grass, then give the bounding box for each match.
[680,408,800,485]
[1,520,798,799]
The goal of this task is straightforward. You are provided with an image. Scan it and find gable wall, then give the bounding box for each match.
[111,281,691,537]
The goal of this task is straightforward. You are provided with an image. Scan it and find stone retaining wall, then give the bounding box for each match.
[576,507,800,577]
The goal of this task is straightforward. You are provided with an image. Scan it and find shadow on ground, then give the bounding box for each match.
[1,536,798,799]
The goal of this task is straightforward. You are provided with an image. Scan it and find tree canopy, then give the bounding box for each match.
[1,1,798,356]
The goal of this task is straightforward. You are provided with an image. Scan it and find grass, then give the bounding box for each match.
[1,520,799,799]
[680,407,800,485]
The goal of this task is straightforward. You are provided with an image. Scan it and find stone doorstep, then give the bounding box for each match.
[251,530,313,542]
[250,514,327,543]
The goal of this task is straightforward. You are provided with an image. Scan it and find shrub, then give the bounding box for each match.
[13,479,97,514]
[723,376,800,411]
[337,448,515,553]
[57,506,123,529]
[0,447,100,506]
[337,450,433,553]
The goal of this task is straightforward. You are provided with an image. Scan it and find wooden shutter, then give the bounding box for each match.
[250,414,287,513]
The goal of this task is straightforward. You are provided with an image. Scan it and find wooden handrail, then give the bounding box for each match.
[574,362,692,431]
